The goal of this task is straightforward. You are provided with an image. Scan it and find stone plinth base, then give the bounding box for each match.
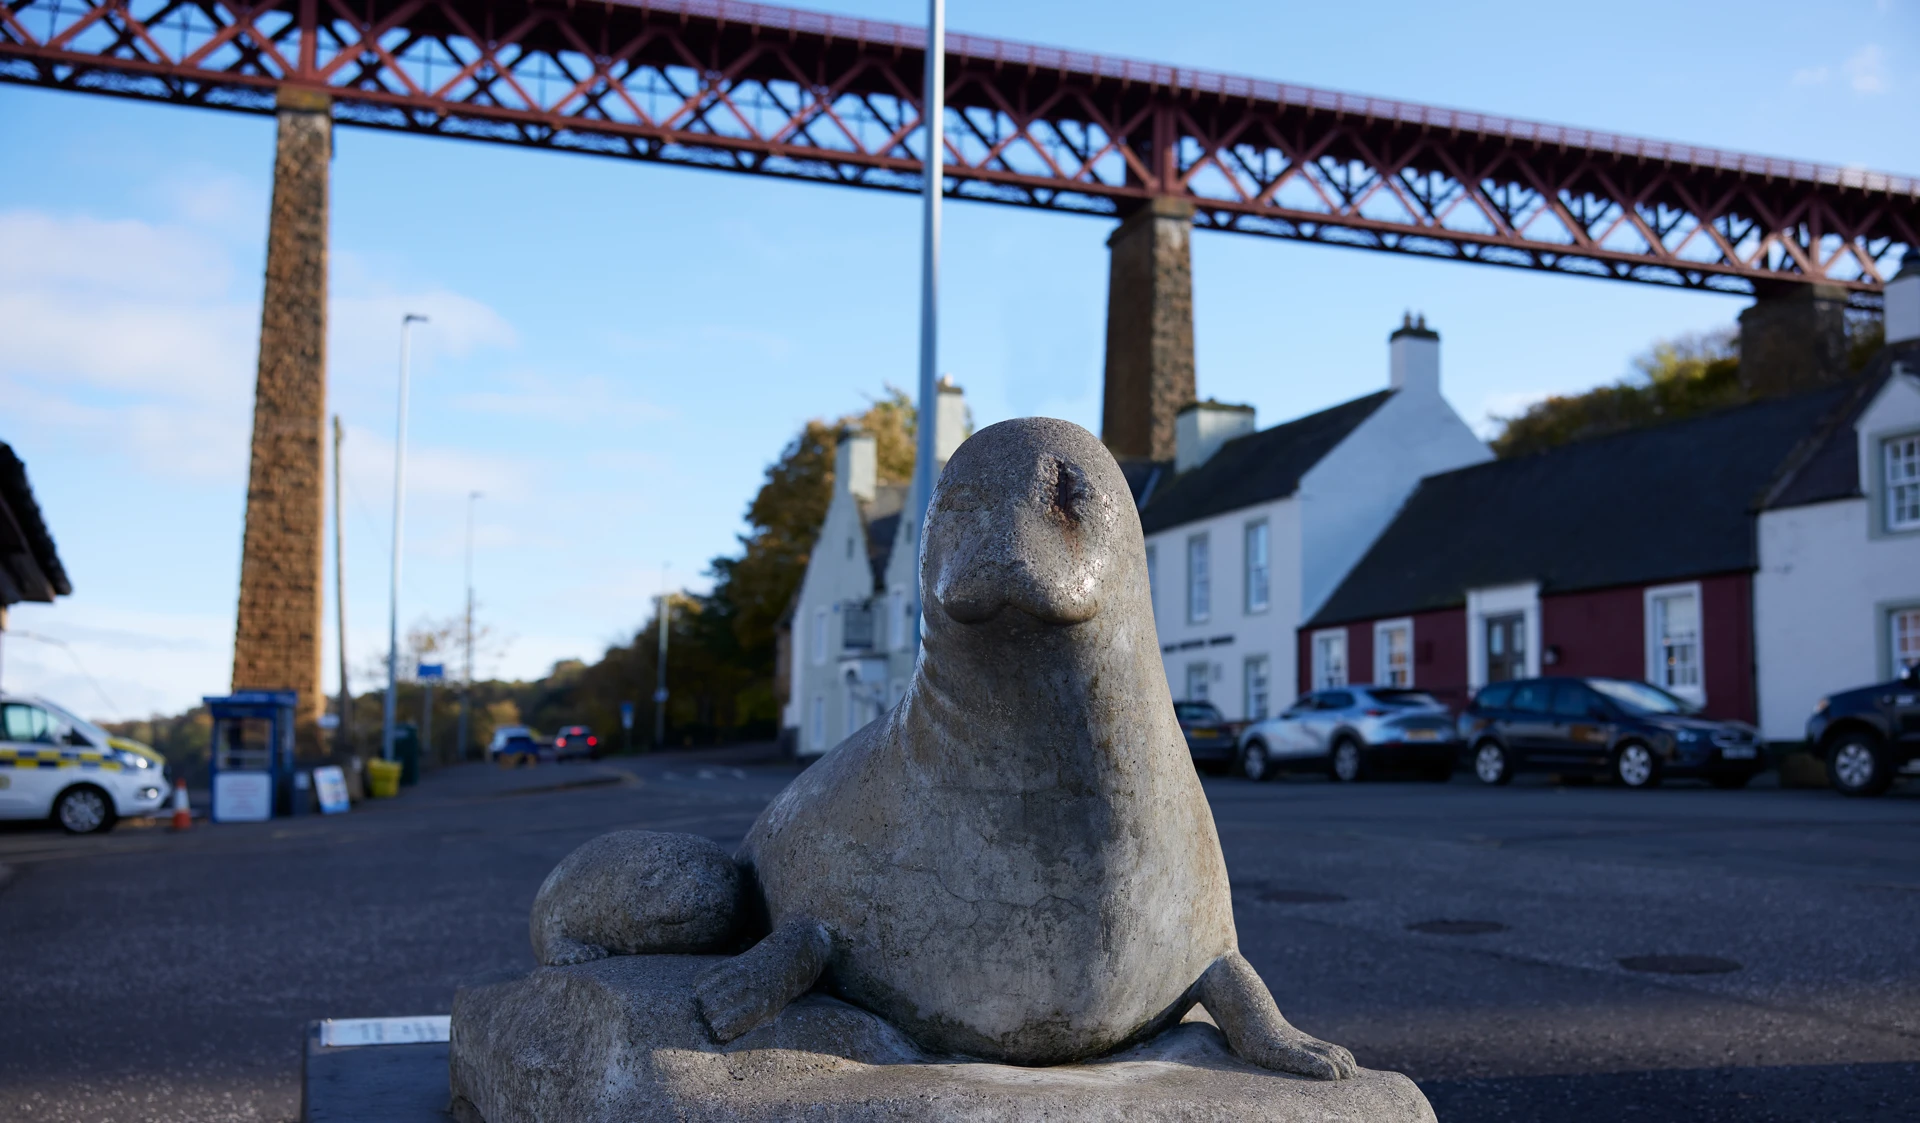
[449,956,1435,1123]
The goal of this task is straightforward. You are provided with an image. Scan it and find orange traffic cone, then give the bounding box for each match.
[169,779,192,832]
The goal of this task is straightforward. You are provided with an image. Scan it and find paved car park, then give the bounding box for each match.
[0,752,1915,1122]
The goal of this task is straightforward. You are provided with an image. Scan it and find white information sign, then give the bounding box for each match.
[313,766,351,815]
[212,771,273,822]
[318,1015,451,1047]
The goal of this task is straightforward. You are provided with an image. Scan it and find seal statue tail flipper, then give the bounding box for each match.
[694,917,832,1043]
[1196,951,1358,1080]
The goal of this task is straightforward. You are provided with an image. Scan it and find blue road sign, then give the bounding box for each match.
[619,701,635,730]
[417,663,445,682]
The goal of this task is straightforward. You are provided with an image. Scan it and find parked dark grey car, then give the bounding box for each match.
[1805,663,1920,796]
[1460,677,1761,789]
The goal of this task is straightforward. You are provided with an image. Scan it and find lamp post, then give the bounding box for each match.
[456,490,480,761]
[381,312,428,762]
[905,0,945,652]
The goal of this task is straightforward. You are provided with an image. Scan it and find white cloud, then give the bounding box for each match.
[3,600,234,721]
[1842,44,1887,94]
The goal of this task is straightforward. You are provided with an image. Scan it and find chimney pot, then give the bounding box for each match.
[1389,312,1441,394]
[1888,255,1920,346]
[1175,400,1257,473]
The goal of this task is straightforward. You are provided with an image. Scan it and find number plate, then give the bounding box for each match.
[1190,730,1219,740]
[1721,745,1756,759]
[1406,729,1440,742]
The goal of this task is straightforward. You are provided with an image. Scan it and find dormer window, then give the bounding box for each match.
[1886,434,1920,532]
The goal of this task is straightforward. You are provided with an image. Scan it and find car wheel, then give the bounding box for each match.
[1472,741,1511,786]
[1329,738,1365,783]
[55,785,115,835]
[1613,742,1661,789]
[1826,732,1892,797]
[1241,740,1273,782]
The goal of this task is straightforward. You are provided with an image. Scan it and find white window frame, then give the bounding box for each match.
[1310,628,1348,690]
[1187,533,1211,624]
[1243,655,1271,720]
[1374,618,1413,688]
[1644,581,1706,703]
[1244,520,1270,615]
[809,695,826,750]
[1884,432,1920,533]
[810,607,828,665]
[1185,662,1211,702]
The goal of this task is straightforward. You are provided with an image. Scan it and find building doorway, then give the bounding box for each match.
[1486,613,1526,682]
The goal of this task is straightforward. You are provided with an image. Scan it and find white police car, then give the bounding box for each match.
[0,692,168,833]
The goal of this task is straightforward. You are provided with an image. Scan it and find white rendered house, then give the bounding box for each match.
[785,381,967,758]
[1755,263,1920,742]
[1138,317,1491,720]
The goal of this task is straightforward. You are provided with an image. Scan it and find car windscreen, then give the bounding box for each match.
[1588,678,1698,715]
[1473,682,1515,711]
[1174,703,1222,723]
[1368,690,1441,708]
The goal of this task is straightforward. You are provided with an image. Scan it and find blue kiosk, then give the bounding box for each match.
[205,691,298,822]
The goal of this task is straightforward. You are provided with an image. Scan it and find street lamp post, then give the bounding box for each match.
[652,592,670,750]
[381,313,428,762]
[456,490,480,762]
[906,0,946,651]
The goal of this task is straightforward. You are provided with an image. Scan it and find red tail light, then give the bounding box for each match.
[587,736,597,746]
[1364,708,1387,717]
[557,737,567,746]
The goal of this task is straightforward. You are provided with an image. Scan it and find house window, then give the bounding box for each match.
[1244,656,1271,720]
[1887,434,1920,532]
[1646,584,1703,699]
[846,681,864,736]
[843,601,874,650]
[810,607,828,665]
[1375,620,1412,687]
[1892,606,1920,675]
[1311,629,1348,690]
[1145,544,1157,613]
[809,696,825,750]
[1185,662,1211,702]
[1187,534,1210,623]
[1244,521,1270,614]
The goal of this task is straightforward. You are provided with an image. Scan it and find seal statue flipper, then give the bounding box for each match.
[1196,952,1358,1080]
[694,917,832,1043]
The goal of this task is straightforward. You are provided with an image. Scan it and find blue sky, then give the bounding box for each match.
[2,0,1914,720]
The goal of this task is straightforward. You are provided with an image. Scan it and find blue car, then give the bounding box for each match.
[1460,677,1761,789]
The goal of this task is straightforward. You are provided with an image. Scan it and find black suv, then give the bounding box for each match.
[1805,664,1920,797]
[1460,676,1762,789]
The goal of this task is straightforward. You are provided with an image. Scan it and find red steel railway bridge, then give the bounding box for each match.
[5,0,1916,742]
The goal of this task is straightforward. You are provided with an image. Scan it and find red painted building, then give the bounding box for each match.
[1301,391,1849,724]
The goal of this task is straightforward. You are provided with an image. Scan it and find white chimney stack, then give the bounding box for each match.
[933,376,968,473]
[1175,401,1256,473]
[1389,311,1440,394]
[1887,256,1920,346]
[836,428,876,503]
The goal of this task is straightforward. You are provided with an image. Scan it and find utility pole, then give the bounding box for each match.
[331,415,352,755]
[457,490,480,762]
[382,313,428,762]
[652,592,670,749]
[905,0,946,652]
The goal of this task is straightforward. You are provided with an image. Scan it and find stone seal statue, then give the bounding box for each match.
[692,416,1356,1079]
[530,830,741,966]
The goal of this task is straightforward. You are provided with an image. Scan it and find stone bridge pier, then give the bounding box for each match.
[232,87,331,756]
[1101,197,1196,465]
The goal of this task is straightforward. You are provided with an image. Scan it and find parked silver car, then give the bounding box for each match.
[1236,686,1460,782]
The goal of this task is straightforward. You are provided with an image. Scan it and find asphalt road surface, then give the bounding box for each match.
[1,748,1915,1122]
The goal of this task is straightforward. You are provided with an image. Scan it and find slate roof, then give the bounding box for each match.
[1761,338,1920,510]
[858,484,908,589]
[0,442,72,606]
[1308,385,1854,627]
[1138,391,1395,534]
[1117,458,1173,511]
